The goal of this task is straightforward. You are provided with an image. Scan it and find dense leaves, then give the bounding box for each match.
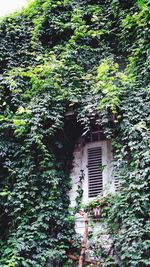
[0,0,150,266]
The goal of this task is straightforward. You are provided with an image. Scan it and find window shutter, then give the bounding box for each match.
[87,147,103,198]
[114,175,120,190]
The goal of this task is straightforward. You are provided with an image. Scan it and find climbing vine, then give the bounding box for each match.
[0,0,150,266]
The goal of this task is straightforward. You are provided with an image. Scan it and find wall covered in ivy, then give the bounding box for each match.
[0,0,150,266]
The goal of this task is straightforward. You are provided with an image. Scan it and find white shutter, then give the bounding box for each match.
[87,147,103,198]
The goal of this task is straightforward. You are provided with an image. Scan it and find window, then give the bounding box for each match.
[69,134,116,234]
[69,138,115,207]
[81,140,114,204]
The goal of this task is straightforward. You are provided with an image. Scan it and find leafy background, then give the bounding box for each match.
[0,0,150,266]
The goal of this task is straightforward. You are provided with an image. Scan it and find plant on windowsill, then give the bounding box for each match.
[84,194,114,220]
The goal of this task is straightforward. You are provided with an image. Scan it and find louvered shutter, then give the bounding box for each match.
[114,175,120,190]
[87,147,103,198]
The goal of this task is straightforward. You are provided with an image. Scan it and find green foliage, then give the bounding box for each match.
[94,58,133,114]
[74,170,85,212]
[0,0,150,266]
[84,194,114,221]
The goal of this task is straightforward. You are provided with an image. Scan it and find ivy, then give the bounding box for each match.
[0,0,150,266]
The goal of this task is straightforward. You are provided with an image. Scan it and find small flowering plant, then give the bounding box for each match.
[84,194,114,219]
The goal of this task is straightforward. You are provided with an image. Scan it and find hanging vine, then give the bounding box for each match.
[0,0,150,266]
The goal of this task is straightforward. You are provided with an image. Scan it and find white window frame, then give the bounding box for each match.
[81,140,114,204]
